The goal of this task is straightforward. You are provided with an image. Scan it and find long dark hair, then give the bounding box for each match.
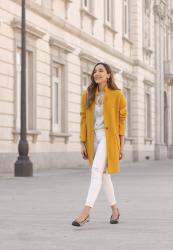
[87,62,120,108]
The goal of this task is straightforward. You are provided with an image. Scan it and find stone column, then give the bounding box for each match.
[154,3,167,159]
[168,83,173,158]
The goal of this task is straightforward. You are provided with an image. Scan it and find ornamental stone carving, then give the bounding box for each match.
[153,2,166,20]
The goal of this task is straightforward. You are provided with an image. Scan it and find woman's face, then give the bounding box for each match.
[93,64,110,85]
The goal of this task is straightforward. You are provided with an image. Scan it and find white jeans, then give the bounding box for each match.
[85,129,117,208]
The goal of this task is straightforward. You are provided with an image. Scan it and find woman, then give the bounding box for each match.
[72,62,127,226]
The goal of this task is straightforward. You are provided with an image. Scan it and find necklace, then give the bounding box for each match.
[97,91,104,105]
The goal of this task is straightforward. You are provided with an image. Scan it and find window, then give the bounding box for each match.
[52,63,62,132]
[84,0,88,7]
[82,73,90,92]
[124,87,131,137]
[16,48,35,131]
[80,55,96,94]
[104,0,115,27]
[49,36,74,141]
[144,93,151,138]
[82,0,90,11]
[123,0,129,37]
[82,0,95,14]
[81,0,96,34]
[106,0,111,24]
[164,26,170,61]
[143,0,151,48]
[32,0,52,9]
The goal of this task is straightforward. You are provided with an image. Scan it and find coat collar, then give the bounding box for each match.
[95,83,109,96]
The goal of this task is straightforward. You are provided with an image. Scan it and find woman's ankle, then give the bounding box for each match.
[111,204,118,212]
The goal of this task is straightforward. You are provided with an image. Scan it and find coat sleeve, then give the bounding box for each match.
[80,90,87,142]
[119,92,128,136]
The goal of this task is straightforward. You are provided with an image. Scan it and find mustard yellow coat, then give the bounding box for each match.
[80,84,127,174]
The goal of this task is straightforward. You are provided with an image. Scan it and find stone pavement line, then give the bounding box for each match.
[0,160,173,250]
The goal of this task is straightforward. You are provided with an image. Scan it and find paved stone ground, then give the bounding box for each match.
[0,159,173,250]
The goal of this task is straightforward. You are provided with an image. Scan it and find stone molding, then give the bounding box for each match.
[11,18,46,39]
[79,52,121,73]
[143,47,153,57]
[122,36,133,46]
[103,24,118,35]
[122,71,137,81]
[12,129,41,143]
[80,8,97,21]
[144,137,153,144]
[49,132,72,144]
[80,8,97,35]
[125,137,134,144]
[143,78,154,87]
[153,4,166,20]
[103,24,118,47]
[49,36,75,53]
[133,60,155,74]
[79,51,100,64]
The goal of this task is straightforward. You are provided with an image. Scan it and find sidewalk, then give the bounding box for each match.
[0,159,173,250]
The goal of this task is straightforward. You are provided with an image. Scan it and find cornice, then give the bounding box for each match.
[11,18,46,39]
[49,36,75,53]
[122,71,137,81]
[79,52,121,73]
[12,0,52,20]
[143,78,154,87]
[133,60,155,74]
[79,51,99,64]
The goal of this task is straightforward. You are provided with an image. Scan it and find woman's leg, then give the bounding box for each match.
[85,134,107,208]
[75,130,107,221]
[102,172,117,206]
[102,172,119,218]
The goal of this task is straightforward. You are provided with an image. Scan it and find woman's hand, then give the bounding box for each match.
[119,148,124,160]
[81,142,88,160]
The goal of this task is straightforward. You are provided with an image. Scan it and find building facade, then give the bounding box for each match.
[0,0,173,172]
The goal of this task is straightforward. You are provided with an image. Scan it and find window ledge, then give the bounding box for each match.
[144,137,153,144]
[49,132,72,143]
[125,137,134,144]
[122,36,133,45]
[104,24,118,35]
[80,8,97,20]
[12,129,41,143]
[143,47,153,56]
[62,0,72,2]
